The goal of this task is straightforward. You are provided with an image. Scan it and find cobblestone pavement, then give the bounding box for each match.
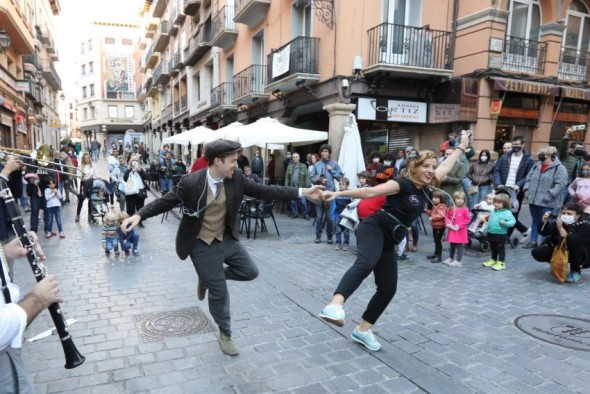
[12,159,590,393]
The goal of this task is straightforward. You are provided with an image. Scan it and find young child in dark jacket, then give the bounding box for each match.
[426,191,448,263]
[332,178,353,251]
[118,212,140,256]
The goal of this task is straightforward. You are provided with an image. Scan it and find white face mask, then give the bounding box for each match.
[384,161,392,166]
[373,158,380,164]
[561,214,575,225]
[481,156,488,162]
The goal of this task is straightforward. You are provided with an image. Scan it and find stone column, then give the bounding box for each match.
[323,103,357,161]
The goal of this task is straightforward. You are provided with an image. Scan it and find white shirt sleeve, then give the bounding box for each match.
[0,303,28,349]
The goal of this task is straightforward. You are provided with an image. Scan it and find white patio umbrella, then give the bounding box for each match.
[237,117,328,181]
[162,126,213,146]
[338,114,366,189]
[204,121,284,150]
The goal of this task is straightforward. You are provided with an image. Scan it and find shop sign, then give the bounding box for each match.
[561,87,590,101]
[493,78,559,96]
[428,103,461,123]
[554,112,588,123]
[500,107,539,118]
[490,99,503,116]
[15,80,31,93]
[357,98,427,123]
[1,114,13,126]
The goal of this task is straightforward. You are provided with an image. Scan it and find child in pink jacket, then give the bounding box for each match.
[443,191,471,267]
[568,163,590,214]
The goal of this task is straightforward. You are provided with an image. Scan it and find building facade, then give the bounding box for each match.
[134,0,590,169]
[0,0,62,150]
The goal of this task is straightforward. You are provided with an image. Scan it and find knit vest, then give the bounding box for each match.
[198,185,227,245]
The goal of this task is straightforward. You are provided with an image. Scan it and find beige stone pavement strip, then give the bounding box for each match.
[11,156,590,393]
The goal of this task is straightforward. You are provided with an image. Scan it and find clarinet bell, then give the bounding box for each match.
[62,338,85,369]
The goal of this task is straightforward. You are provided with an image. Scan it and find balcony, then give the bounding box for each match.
[40,58,62,90]
[139,57,147,72]
[558,48,589,81]
[232,65,269,104]
[50,49,59,61]
[145,19,158,39]
[174,2,186,26]
[173,52,185,71]
[210,5,238,51]
[266,36,319,92]
[144,45,159,70]
[46,37,56,54]
[210,82,237,112]
[23,53,39,74]
[502,36,547,75]
[184,23,212,66]
[153,60,171,86]
[153,21,170,52]
[366,23,452,78]
[184,0,201,15]
[234,0,270,29]
[152,0,167,18]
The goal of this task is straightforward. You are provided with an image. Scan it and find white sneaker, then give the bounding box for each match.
[319,304,345,327]
[447,260,462,267]
[442,257,453,265]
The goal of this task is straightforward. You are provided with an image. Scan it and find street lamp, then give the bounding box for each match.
[0,30,11,52]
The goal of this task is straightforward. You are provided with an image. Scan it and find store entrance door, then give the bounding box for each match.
[494,124,514,156]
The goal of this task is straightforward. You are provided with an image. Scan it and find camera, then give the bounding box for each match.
[572,124,586,131]
[548,212,558,219]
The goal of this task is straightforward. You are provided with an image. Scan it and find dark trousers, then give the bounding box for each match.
[531,244,589,274]
[508,190,528,237]
[432,228,445,258]
[334,218,397,325]
[126,194,145,217]
[488,233,507,262]
[189,232,258,335]
[76,183,86,216]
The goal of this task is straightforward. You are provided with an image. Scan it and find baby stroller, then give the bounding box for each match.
[495,186,520,248]
[466,208,492,252]
[84,178,112,225]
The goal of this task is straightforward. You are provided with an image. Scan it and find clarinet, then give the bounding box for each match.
[0,185,85,369]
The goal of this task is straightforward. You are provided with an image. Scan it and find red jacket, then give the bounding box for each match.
[427,203,448,229]
[190,156,208,173]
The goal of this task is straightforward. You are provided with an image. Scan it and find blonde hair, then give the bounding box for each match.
[403,150,440,186]
[453,190,467,207]
[539,146,557,156]
[81,152,94,167]
[104,212,117,224]
[117,211,130,226]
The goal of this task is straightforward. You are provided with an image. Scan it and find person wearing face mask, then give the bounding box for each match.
[366,152,382,186]
[568,163,590,214]
[559,128,590,183]
[522,146,568,249]
[468,149,495,209]
[250,150,264,176]
[532,202,590,283]
[493,136,534,241]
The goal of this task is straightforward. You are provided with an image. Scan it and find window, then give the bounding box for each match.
[122,38,132,46]
[89,61,94,73]
[83,108,88,120]
[80,42,85,54]
[82,86,87,98]
[125,106,134,118]
[81,64,86,75]
[108,105,118,117]
[291,2,312,38]
[88,39,93,50]
[90,84,95,97]
[507,0,541,41]
[560,0,590,75]
[105,37,116,45]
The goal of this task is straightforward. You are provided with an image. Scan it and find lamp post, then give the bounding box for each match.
[0,30,10,53]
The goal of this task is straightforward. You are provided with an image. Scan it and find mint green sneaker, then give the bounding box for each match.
[351,327,381,351]
[319,304,345,327]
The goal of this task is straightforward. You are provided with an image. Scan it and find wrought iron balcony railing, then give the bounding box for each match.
[267,36,319,84]
[502,36,547,75]
[233,65,267,101]
[367,23,451,69]
[558,48,589,81]
[211,82,234,108]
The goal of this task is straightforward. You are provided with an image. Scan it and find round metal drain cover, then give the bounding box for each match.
[136,306,216,342]
[515,314,590,351]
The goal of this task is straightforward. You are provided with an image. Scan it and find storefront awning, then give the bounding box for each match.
[492,77,559,96]
[560,86,590,101]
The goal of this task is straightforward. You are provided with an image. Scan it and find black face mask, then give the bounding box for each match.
[512,146,522,153]
[575,149,586,157]
[537,153,546,162]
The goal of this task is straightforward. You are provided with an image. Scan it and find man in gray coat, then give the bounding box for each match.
[122,140,322,356]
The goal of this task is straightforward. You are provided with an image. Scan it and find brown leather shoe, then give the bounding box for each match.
[219,333,239,356]
[197,278,207,301]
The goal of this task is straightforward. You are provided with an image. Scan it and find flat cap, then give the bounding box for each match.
[205,139,242,159]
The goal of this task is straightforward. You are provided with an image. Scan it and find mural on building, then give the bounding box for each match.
[105,56,131,92]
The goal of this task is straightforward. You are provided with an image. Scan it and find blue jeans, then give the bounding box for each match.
[45,206,63,233]
[314,203,333,237]
[105,238,119,252]
[120,232,140,251]
[290,196,308,217]
[529,204,553,244]
[335,215,350,244]
[160,178,173,193]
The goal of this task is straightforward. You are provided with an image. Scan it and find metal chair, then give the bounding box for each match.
[243,200,280,239]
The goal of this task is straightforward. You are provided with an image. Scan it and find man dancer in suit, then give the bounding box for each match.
[122,140,323,356]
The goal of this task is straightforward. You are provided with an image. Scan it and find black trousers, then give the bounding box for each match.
[334,217,397,325]
[531,244,589,273]
[488,233,507,262]
[432,228,445,258]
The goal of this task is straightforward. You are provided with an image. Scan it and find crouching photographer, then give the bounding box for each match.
[531,202,590,283]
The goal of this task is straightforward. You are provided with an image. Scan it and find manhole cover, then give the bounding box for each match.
[135,306,216,342]
[515,314,590,351]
